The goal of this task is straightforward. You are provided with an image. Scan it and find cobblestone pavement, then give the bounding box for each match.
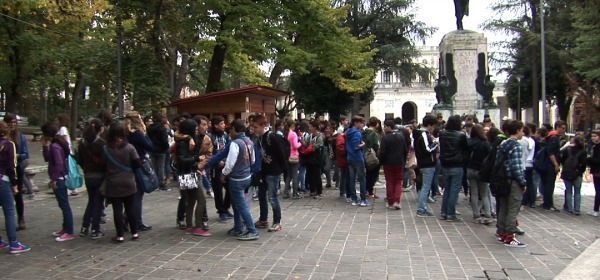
[2,138,599,279]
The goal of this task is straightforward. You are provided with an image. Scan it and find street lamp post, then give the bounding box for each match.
[540,0,547,124]
[517,75,523,120]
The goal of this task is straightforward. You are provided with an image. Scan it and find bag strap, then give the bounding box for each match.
[103,146,133,173]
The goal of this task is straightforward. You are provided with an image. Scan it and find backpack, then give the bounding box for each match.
[335,134,347,166]
[65,154,83,190]
[478,145,497,183]
[533,146,548,172]
[489,140,518,197]
[561,148,585,181]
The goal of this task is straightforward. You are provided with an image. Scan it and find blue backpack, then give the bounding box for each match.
[65,154,83,190]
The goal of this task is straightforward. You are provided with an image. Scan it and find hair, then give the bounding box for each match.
[339,116,348,122]
[97,108,113,126]
[470,124,487,141]
[542,123,553,131]
[351,115,365,126]
[143,116,153,124]
[0,121,8,137]
[254,115,267,126]
[107,122,128,148]
[554,120,567,131]
[445,115,462,131]
[298,120,309,132]
[573,135,585,149]
[2,113,19,145]
[3,112,16,124]
[592,130,600,137]
[55,114,71,129]
[432,127,441,138]
[487,127,502,144]
[193,115,208,125]
[504,120,524,135]
[275,119,285,129]
[537,127,548,139]
[231,119,246,133]
[125,111,145,133]
[41,122,69,153]
[393,117,402,125]
[526,123,537,135]
[309,120,320,130]
[211,116,225,129]
[422,114,438,127]
[83,118,104,144]
[180,112,192,120]
[368,116,379,127]
[522,125,530,136]
[384,119,395,129]
[178,119,197,136]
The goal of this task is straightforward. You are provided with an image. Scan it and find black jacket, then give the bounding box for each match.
[257,132,287,176]
[147,123,169,153]
[467,138,491,170]
[379,131,407,166]
[439,130,468,168]
[589,143,600,175]
[413,129,438,168]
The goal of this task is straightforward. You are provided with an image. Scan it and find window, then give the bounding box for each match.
[382,71,391,83]
[384,100,394,108]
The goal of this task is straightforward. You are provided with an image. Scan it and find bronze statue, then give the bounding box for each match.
[454,0,469,30]
[434,76,452,109]
[480,75,496,108]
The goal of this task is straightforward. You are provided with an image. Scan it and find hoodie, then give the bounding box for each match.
[345,127,363,162]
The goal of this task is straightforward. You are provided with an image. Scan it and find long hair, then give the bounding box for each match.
[55,114,71,129]
[178,119,197,137]
[125,111,146,133]
[2,113,19,147]
[97,108,113,127]
[107,122,128,148]
[82,118,104,144]
[285,119,296,136]
[41,122,69,154]
[0,121,8,137]
[470,124,487,141]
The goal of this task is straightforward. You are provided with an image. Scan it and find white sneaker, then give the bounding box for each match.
[587,211,599,217]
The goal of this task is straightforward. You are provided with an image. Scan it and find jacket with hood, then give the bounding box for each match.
[345,127,364,162]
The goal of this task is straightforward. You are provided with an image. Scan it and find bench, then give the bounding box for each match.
[24,165,48,193]
[19,127,43,141]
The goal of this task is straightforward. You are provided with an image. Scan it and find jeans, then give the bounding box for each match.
[534,170,543,197]
[383,165,404,206]
[298,164,306,190]
[0,181,18,242]
[347,160,367,201]
[323,157,334,186]
[467,168,491,219]
[366,164,380,194]
[177,189,187,222]
[522,168,536,207]
[540,169,558,208]
[258,175,282,224]
[417,167,435,212]
[82,176,105,231]
[594,176,600,212]
[110,194,138,237]
[431,160,442,197]
[54,179,74,234]
[229,178,257,233]
[202,174,211,191]
[211,168,231,214]
[339,166,349,197]
[165,150,172,179]
[150,153,166,184]
[134,182,146,227]
[564,176,582,213]
[496,181,523,234]
[440,167,464,218]
[284,162,299,196]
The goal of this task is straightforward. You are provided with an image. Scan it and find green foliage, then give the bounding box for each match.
[571,0,600,81]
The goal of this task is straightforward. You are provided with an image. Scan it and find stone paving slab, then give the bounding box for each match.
[3,137,600,279]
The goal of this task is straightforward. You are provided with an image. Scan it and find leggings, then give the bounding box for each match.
[110,194,138,237]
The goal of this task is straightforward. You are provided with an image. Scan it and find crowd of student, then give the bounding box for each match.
[2,109,600,253]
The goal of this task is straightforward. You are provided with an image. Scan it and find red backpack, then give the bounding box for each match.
[335,134,347,168]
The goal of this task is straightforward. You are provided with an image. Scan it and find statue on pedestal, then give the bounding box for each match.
[479,75,496,108]
[454,0,470,30]
[434,76,453,109]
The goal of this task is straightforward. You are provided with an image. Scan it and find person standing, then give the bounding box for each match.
[147,114,170,191]
[192,115,213,230]
[379,120,407,210]
[466,124,492,224]
[521,125,537,208]
[495,120,527,247]
[42,122,75,242]
[414,115,439,217]
[284,120,302,199]
[103,122,142,243]
[302,121,324,198]
[55,114,77,196]
[439,115,469,222]
[587,130,600,217]
[539,120,567,211]
[124,112,154,231]
[75,118,107,239]
[207,116,233,222]
[0,121,31,253]
[346,116,368,206]
[560,136,587,215]
[220,120,259,240]
[364,117,381,198]
[3,113,31,231]
[253,115,287,232]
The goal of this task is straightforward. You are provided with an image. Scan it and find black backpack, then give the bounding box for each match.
[561,148,585,181]
[489,140,518,197]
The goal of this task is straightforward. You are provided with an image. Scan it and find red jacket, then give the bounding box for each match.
[335,134,347,168]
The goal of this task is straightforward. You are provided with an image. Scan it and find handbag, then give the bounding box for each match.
[289,155,299,164]
[178,173,198,190]
[136,160,160,193]
[364,148,379,170]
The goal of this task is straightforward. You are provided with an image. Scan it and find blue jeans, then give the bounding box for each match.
[54,179,74,234]
[258,175,282,224]
[441,167,464,218]
[564,176,582,212]
[150,153,166,184]
[134,182,146,227]
[347,160,367,201]
[298,165,306,190]
[229,178,257,234]
[417,167,435,212]
[431,160,442,196]
[202,174,211,191]
[82,177,105,231]
[0,181,18,242]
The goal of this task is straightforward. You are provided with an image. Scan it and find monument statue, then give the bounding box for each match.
[454,0,469,30]
[433,76,452,109]
[480,75,496,108]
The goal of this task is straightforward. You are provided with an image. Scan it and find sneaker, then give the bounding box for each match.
[206,190,214,198]
[472,217,482,224]
[254,220,269,228]
[55,233,75,242]
[0,239,8,249]
[184,228,194,235]
[131,233,140,241]
[351,200,359,206]
[439,215,447,220]
[268,223,282,232]
[192,228,212,237]
[504,238,527,248]
[393,202,401,210]
[138,224,153,231]
[226,211,234,218]
[237,231,259,241]
[52,230,65,237]
[227,228,244,237]
[574,211,581,216]
[91,230,105,240]
[515,227,525,235]
[79,227,89,237]
[346,198,352,203]
[427,197,436,203]
[100,216,107,224]
[446,217,463,223]
[176,220,186,229]
[202,221,210,230]
[111,236,125,244]
[283,194,291,199]
[359,200,370,207]
[588,211,599,217]
[252,193,259,201]
[416,211,434,217]
[218,214,228,223]
[9,241,30,254]
[292,194,302,199]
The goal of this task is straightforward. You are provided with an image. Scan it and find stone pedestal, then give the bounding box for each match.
[439,30,488,111]
[434,108,501,128]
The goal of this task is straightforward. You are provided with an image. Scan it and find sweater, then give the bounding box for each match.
[103,142,141,198]
[288,131,301,157]
[0,137,17,186]
[379,131,406,166]
[43,142,68,181]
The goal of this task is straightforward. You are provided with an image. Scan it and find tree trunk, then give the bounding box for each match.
[70,69,84,141]
[529,0,540,124]
[173,51,189,99]
[352,92,360,115]
[269,63,285,86]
